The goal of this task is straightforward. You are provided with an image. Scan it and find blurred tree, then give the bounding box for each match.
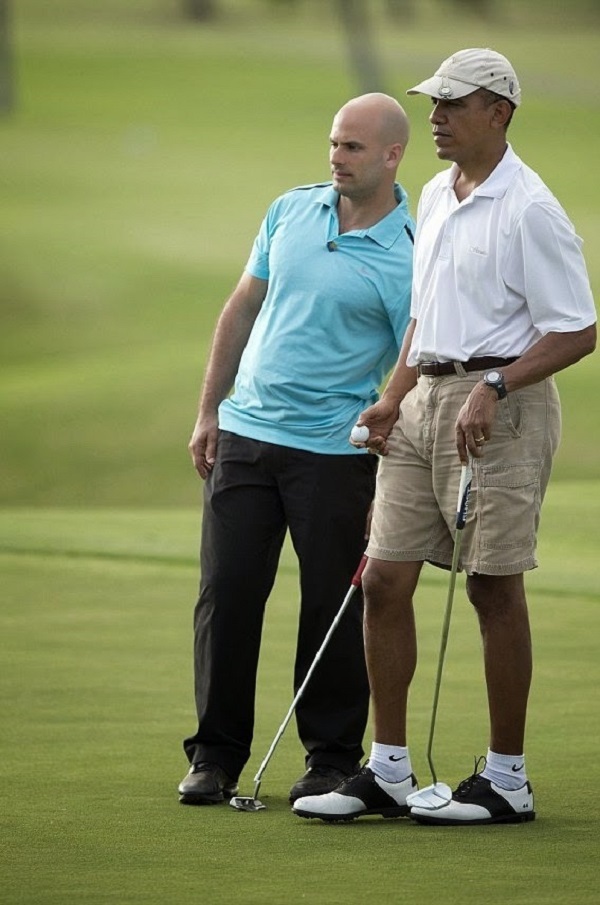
[0,0,14,113]
[335,0,386,93]
[452,0,493,16]
[184,0,217,20]
[385,0,415,22]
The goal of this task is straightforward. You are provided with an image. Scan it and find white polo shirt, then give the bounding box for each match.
[407,144,596,366]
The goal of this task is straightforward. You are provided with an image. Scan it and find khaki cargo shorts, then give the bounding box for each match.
[366,372,562,576]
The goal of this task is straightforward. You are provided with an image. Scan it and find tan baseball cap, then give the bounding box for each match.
[407,48,521,107]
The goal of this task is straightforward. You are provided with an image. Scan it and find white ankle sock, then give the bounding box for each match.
[481,748,527,791]
[368,743,412,783]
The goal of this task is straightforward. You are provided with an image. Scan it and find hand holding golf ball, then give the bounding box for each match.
[350,423,370,443]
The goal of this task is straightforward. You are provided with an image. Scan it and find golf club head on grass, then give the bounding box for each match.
[406,782,453,811]
[229,795,266,812]
[229,777,266,812]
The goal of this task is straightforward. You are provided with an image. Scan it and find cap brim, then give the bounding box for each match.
[406,76,477,100]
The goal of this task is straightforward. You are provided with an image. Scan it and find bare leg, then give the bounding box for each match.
[466,572,532,754]
[362,559,422,745]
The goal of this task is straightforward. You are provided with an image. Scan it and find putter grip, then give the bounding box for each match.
[351,554,368,587]
[455,462,473,530]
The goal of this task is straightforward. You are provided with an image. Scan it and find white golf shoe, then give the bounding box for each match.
[292,766,417,822]
[410,770,535,825]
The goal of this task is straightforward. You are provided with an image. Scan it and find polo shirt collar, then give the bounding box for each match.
[316,183,410,249]
[444,144,522,200]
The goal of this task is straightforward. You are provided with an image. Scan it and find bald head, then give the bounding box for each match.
[334,93,410,149]
[329,92,410,205]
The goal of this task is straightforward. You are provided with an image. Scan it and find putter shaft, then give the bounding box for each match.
[425,463,473,786]
[250,555,368,795]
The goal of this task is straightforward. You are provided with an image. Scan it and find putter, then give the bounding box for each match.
[230,554,369,812]
[406,460,473,812]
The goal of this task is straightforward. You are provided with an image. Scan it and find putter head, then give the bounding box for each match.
[229,796,266,812]
[406,782,453,811]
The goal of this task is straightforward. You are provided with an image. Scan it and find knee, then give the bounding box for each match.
[362,560,418,614]
[465,574,487,612]
[362,561,389,598]
[466,573,526,623]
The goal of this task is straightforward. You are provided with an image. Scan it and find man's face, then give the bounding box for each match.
[329,110,391,200]
[428,90,499,164]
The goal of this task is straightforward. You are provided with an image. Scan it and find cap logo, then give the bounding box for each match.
[508,79,515,95]
[438,77,453,97]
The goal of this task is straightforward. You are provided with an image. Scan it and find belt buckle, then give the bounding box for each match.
[420,360,439,377]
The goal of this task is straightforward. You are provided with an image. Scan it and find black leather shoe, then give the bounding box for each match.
[178,762,238,805]
[289,764,360,804]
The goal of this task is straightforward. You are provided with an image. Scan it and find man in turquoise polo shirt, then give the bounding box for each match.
[179,92,414,806]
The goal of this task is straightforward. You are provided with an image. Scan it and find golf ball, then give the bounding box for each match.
[350,424,369,443]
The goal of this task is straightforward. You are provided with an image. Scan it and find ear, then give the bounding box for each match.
[491,99,512,129]
[385,142,405,168]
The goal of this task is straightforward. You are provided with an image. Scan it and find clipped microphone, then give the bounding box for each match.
[327,240,338,252]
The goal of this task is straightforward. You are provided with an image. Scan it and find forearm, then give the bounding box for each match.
[189,274,267,478]
[456,323,597,464]
[502,325,596,393]
[380,319,418,408]
[199,306,254,414]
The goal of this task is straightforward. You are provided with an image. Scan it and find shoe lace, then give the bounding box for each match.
[454,755,487,796]
[334,765,368,789]
[310,762,360,780]
[310,764,341,778]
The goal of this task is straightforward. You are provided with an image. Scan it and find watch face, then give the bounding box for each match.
[486,370,501,383]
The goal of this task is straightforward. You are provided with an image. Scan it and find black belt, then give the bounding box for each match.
[417,356,518,377]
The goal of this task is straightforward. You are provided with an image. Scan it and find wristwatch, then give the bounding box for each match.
[483,370,507,400]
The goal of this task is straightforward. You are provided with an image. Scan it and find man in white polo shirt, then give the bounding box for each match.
[293,48,596,826]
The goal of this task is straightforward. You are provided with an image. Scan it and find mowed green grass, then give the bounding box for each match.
[0,484,599,905]
[1,1,599,506]
[1,3,599,904]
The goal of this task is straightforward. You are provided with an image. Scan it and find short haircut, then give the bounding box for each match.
[478,88,516,130]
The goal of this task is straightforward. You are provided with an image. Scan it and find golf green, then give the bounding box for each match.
[1,2,598,901]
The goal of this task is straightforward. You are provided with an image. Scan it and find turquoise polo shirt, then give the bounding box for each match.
[219,182,414,455]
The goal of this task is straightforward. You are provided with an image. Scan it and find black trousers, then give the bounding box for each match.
[183,430,376,780]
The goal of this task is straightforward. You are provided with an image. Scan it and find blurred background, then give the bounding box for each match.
[2,0,599,508]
